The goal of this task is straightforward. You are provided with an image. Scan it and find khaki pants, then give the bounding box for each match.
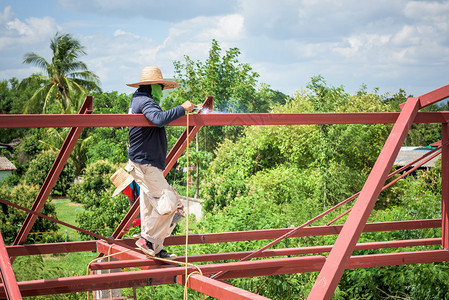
[126,160,178,253]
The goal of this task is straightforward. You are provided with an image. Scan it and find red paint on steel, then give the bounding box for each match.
[12,96,93,249]
[6,241,96,257]
[185,274,270,300]
[164,219,441,246]
[164,125,202,177]
[2,250,449,298]
[0,256,326,297]
[308,97,420,300]
[214,142,445,278]
[0,85,448,299]
[347,249,449,269]
[416,84,449,109]
[0,250,449,297]
[92,238,441,271]
[96,241,153,268]
[3,112,449,129]
[0,231,22,300]
[442,123,449,249]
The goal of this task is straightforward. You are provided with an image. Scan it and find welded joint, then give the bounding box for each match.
[146,277,153,286]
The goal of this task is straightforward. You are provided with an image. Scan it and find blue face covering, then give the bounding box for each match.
[151,84,163,103]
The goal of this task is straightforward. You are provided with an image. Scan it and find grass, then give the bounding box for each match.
[52,198,85,241]
[12,198,96,292]
[46,198,95,276]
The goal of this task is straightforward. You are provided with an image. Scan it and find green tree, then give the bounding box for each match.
[202,77,392,210]
[161,39,286,195]
[0,77,43,144]
[22,150,76,196]
[84,91,131,165]
[163,39,287,152]
[20,32,100,113]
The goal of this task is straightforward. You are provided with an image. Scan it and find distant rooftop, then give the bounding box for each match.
[0,156,16,171]
[394,146,439,168]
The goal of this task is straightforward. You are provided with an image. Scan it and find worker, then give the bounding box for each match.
[125,66,194,259]
[110,168,184,231]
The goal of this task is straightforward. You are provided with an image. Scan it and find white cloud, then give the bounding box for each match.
[1,0,448,98]
[154,14,245,64]
[0,6,60,80]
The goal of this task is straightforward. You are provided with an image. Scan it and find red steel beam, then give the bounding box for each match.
[6,240,96,257]
[87,219,442,252]
[163,219,441,246]
[2,112,449,129]
[308,97,421,300]
[93,238,441,271]
[0,256,326,297]
[183,274,270,300]
[442,123,449,249]
[418,84,449,108]
[3,249,449,298]
[12,96,93,249]
[0,231,22,300]
[96,241,148,262]
[399,84,449,110]
[346,249,449,269]
[164,124,201,177]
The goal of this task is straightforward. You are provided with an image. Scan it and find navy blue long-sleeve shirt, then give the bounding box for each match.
[128,91,185,170]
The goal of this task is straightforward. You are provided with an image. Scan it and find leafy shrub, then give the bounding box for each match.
[76,192,129,240]
[67,160,118,208]
[22,149,75,196]
[0,183,61,244]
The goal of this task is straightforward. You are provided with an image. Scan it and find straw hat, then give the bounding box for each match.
[111,168,134,197]
[126,66,179,89]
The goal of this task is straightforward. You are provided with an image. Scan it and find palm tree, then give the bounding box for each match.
[20,32,101,113]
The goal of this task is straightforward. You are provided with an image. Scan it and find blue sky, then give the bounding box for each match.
[1,0,448,98]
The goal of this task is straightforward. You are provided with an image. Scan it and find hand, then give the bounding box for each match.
[181,101,195,112]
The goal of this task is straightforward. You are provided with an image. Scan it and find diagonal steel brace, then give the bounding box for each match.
[308,97,420,299]
[12,97,93,250]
